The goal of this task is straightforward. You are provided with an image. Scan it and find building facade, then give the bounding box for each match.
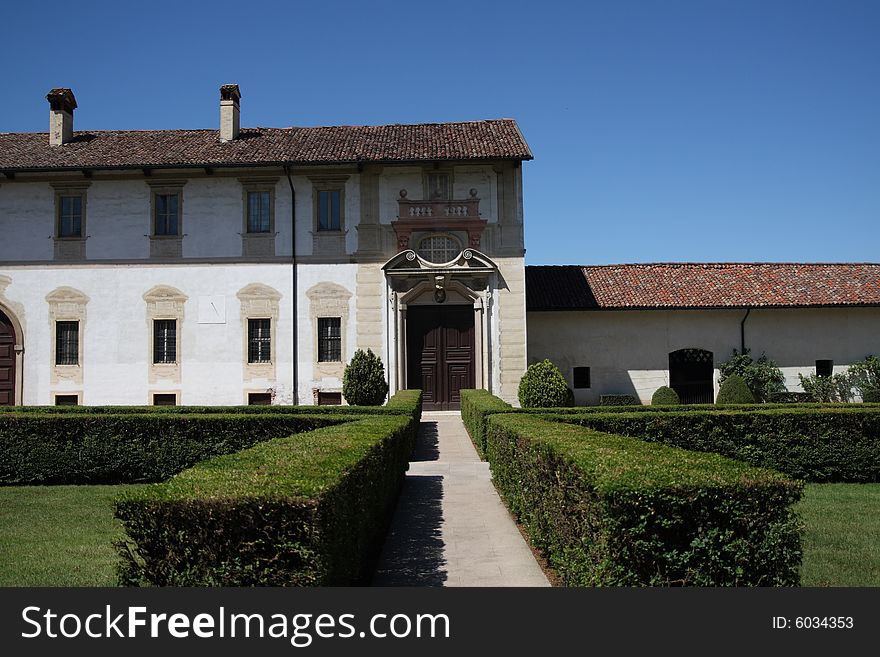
[526,264,880,404]
[0,86,531,408]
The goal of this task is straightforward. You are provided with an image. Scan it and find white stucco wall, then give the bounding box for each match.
[0,263,296,405]
[527,307,880,405]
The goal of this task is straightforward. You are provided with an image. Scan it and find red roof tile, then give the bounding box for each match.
[0,120,532,172]
[526,263,880,310]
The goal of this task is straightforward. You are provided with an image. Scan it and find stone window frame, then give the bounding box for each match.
[143,285,187,385]
[236,283,281,383]
[151,391,179,406]
[239,177,279,257]
[46,286,89,387]
[51,182,90,261]
[147,180,186,258]
[306,282,352,379]
[310,175,349,257]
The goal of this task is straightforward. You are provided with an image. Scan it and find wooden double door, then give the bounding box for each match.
[407,305,475,411]
[0,310,16,406]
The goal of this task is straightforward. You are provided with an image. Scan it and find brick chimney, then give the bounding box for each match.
[47,88,77,146]
[219,84,241,142]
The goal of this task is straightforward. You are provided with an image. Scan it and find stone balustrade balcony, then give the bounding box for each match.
[392,189,487,250]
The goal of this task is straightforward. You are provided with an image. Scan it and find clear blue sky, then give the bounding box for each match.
[2,0,878,265]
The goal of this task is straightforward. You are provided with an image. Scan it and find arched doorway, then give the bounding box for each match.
[669,348,714,404]
[0,309,17,405]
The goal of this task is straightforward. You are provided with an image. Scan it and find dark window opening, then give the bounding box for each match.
[669,348,714,404]
[816,360,834,377]
[54,394,78,406]
[573,366,591,389]
[153,393,177,406]
[248,318,272,363]
[248,392,272,405]
[317,317,342,362]
[318,391,342,406]
[55,321,79,365]
[153,319,177,364]
[317,190,342,231]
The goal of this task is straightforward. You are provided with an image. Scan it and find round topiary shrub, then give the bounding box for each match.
[518,360,574,408]
[863,389,880,403]
[716,374,756,405]
[342,348,389,406]
[651,386,680,405]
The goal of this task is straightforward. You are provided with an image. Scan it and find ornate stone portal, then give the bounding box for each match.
[382,248,498,400]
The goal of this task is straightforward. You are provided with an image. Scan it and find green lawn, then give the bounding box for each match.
[0,483,878,586]
[797,483,880,587]
[0,484,143,587]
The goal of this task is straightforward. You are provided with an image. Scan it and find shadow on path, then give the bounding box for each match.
[411,421,440,462]
[372,475,446,586]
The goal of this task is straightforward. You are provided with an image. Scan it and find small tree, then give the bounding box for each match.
[518,360,574,408]
[846,355,880,399]
[651,386,680,405]
[716,374,756,405]
[798,372,852,403]
[718,349,786,403]
[342,348,389,406]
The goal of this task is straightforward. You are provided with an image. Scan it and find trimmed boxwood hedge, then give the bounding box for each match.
[0,413,351,485]
[115,413,419,586]
[599,394,641,406]
[486,414,802,586]
[547,407,880,482]
[460,389,514,457]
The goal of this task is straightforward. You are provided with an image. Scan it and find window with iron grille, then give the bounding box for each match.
[317,190,342,231]
[247,191,271,233]
[248,392,273,405]
[154,193,180,236]
[153,319,177,364]
[55,394,79,406]
[417,234,460,263]
[55,321,79,365]
[248,318,272,363]
[58,196,83,238]
[317,317,341,362]
[153,393,177,406]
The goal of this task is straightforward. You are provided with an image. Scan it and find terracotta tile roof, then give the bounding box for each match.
[0,120,532,172]
[526,263,880,311]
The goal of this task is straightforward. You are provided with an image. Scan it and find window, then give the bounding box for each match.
[153,319,177,364]
[248,318,272,363]
[153,393,177,406]
[573,367,591,389]
[417,234,460,263]
[55,394,79,406]
[317,317,341,362]
[317,189,342,231]
[154,193,180,236]
[58,195,83,237]
[248,392,272,405]
[247,191,271,233]
[55,321,79,365]
[317,391,342,405]
[816,360,834,377]
[425,172,450,199]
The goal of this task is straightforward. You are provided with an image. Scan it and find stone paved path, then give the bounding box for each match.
[372,411,549,587]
